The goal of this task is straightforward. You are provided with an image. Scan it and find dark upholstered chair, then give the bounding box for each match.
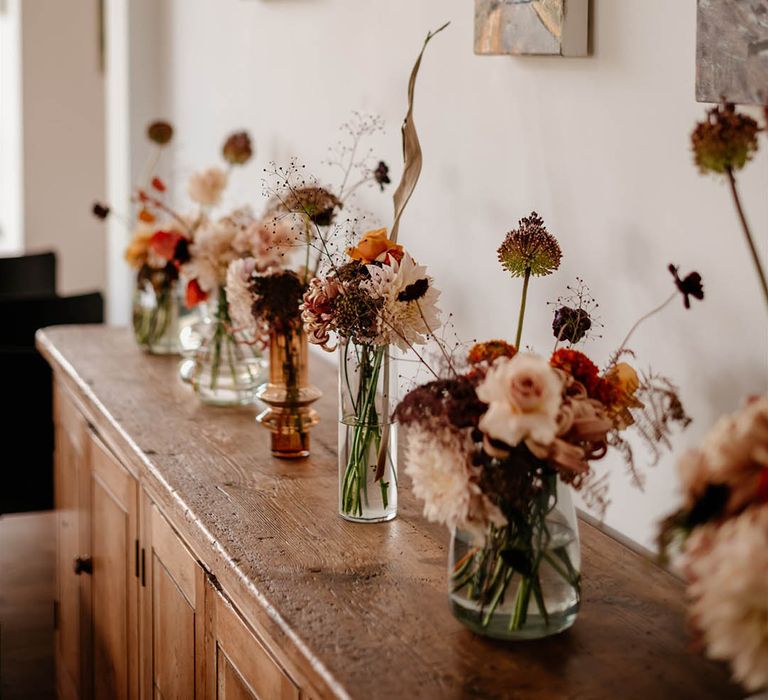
[0,251,57,298]
[0,291,104,514]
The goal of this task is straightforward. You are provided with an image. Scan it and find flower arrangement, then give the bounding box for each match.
[659,398,768,692]
[299,24,449,521]
[223,115,393,456]
[396,211,701,638]
[651,105,768,693]
[303,228,442,520]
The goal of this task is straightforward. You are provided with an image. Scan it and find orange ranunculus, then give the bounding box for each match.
[150,230,184,262]
[346,228,403,264]
[603,362,644,428]
[124,226,155,269]
[185,279,208,308]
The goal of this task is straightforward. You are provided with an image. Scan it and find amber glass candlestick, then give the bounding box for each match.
[256,324,321,458]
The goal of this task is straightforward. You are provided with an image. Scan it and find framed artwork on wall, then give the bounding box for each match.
[474,0,589,57]
[696,0,768,105]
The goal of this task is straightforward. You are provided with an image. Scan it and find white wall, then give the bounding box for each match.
[0,0,23,254]
[144,0,767,548]
[18,0,106,294]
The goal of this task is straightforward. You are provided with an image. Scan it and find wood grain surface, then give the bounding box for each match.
[37,326,741,700]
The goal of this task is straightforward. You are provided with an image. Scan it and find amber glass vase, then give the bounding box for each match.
[256,323,321,458]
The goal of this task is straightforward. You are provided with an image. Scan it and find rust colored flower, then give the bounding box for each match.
[346,228,403,264]
[185,278,208,308]
[138,208,156,224]
[669,264,704,309]
[222,131,254,166]
[124,227,154,269]
[151,177,166,193]
[147,120,173,146]
[149,230,186,263]
[467,340,517,366]
[691,102,759,174]
[498,212,562,278]
[550,348,600,395]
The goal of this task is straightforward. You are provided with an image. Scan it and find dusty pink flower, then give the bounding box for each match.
[187,166,228,207]
[476,353,564,448]
[685,506,768,692]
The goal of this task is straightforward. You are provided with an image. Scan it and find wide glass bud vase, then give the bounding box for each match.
[338,340,397,523]
[256,324,321,458]
[188,288,265,406]
[133,273,193,355]
[449,479,580,640]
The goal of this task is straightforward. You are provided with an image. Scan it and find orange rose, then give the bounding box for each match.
[124,226,154,269]
[346,228,403,264]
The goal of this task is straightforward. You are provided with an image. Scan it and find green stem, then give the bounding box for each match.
[515,267,531,349]
[727,167,768,309]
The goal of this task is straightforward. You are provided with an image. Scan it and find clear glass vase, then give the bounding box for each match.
[449,479,580,640]
[132,274,194,355]
[186,288,266,406]
[256,324,321,458]
[338,340,397,523]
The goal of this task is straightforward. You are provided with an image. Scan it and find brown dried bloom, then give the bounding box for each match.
[498,212,562,278]
[691,102,760,174]
[222,131,254,166]
[272,187,342,227]
[147,120,173,146]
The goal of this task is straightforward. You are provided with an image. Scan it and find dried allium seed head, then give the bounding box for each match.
[498,212,562,278]
[222,131,254,166]
[691,102,760,174]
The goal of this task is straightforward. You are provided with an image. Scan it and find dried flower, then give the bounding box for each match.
[187,166,228,207]
[691,102,760,175]
[685,506,768,692]
[124,225,155,269]
[403,427,507,543]
[346,228,403,264]
[222,131,254,166]
[147,120,173,146]
[669,264,704,309]
[363,253,441,350]
[225,257,259,336]
[395,375,488,432]
[552,305,592,344]
[92,202,110,220]
[301,276,342,349]
[498,212,562,278]
[373,161,391,191]
[250,270,306,330]
[467,340,518,366]
[273,187,342,227]
[185,278,208,308]
[476,353,564,449]
[681,396,768,518]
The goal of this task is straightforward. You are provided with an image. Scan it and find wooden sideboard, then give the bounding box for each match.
[38,326,741,700]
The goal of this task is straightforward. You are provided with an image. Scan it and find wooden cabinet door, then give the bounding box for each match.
[53,383,91,700]
[141,500,206,700]
[205,579,300,700]
[89,433,140,700]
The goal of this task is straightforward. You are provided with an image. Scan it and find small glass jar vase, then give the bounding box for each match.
[338,340,397,523]
[186,288,266,406]
[256,323,321,458]
[449,478,580,640]
[132,272,191,355]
